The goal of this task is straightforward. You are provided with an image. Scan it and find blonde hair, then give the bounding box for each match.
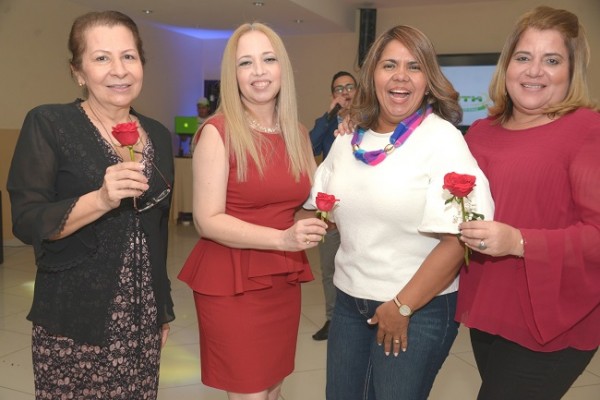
[488,6,598,123]
[217,22,312,182]
[350,25,462,129]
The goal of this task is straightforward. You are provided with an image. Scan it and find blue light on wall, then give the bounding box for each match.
[157,24,233,40]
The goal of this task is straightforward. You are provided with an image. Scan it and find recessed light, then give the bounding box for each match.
[142,9,153,14]
[294,19,303,24]
[253,1,264,6]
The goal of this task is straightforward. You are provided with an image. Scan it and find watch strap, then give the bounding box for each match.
[393,295,412,316]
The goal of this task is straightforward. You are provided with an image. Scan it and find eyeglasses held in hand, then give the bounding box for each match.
[134,156,172,213]
[333,83,356,95]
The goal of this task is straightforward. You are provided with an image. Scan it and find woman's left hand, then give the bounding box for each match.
[459,220,524,257]
[334,115,355,137]
[368,301,409,356]
[161,323,170,348]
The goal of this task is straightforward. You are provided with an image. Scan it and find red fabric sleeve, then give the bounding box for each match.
[521,123,600,345]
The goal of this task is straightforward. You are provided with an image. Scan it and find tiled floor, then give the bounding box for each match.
[1,224,599,399]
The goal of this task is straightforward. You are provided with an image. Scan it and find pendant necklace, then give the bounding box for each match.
[352,106,432,166]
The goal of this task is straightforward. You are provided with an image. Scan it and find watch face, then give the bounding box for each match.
[399,304,412,316]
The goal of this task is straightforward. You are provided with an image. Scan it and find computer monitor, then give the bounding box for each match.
[174,116,198,135]
[438,53,500,133]
[174,116,198,157]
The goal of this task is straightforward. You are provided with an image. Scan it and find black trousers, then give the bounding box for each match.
[470,328,597,400]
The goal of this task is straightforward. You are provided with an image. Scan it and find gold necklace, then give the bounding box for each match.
[86,102,138,150]
[245,112,280,133]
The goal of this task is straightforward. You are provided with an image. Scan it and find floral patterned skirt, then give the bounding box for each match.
[32,232,162,400]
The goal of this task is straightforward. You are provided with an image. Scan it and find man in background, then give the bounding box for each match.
[197,97,211,125]
[309,70,356,341]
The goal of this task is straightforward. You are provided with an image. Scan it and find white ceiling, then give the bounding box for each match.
[67,0,498,37]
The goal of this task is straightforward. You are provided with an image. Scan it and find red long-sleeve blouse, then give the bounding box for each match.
[456,108,600,351]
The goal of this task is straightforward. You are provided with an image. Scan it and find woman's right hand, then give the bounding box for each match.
[282,217,328,251]
[460,220,524,257]
[368,301,409,356]
[97,161,149,211]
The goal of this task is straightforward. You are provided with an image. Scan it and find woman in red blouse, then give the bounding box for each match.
[457,6,600,400]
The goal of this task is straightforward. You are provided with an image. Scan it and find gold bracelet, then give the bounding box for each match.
[519,237,526,258]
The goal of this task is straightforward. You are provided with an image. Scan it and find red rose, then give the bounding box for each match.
[315,192,339,243]
[316,192,339,212]
[112,122,139,147]
[443,172,476,198]
[443,172,484,266]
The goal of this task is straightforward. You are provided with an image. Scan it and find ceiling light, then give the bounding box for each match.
[142,9,153,14]
[253,1,264,6]
[294,19,304,24]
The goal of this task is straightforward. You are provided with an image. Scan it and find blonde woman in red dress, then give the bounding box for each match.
[178,22,328,400]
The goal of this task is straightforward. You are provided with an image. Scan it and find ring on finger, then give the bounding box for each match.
[305,235,311,245]
[478,240,487,250]
[393,339,400,344]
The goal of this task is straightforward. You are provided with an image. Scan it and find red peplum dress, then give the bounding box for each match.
[178,114,314,393]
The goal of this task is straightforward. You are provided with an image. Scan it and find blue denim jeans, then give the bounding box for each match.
[326,289,458,400]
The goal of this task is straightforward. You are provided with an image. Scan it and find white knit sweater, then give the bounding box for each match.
[306,113,495,301]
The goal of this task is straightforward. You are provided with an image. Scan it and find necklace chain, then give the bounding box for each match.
[87,102,122,148]
[86,102,140,157]
[245,112,280,134]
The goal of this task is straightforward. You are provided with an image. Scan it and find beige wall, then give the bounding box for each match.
[1,0,599,241]
[0,129,19,243]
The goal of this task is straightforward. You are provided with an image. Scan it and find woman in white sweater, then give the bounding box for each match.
[306,25,494,400]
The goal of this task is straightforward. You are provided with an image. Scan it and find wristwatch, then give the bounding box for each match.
[393,296,413,317]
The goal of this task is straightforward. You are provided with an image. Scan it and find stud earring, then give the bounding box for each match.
[78,82,85,87]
